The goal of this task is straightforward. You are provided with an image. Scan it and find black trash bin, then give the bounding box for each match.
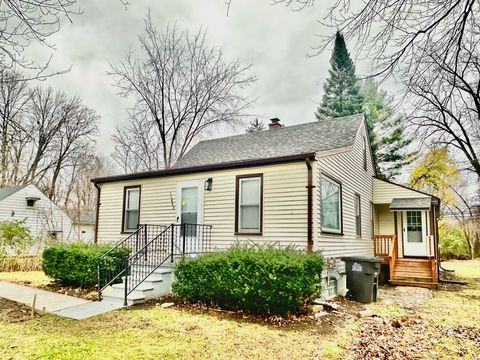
[341,256,384,303]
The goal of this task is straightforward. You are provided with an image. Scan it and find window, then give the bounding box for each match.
[355,194,361,237]
[123,186,140,232]
[363,136,367,170]
[235,174,263,234]
[406,211,423,243]
[321,176,342,233]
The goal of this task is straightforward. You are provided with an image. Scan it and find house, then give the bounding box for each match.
[0,184,77,254]
[92,114,440,304]
[72,213,96,243]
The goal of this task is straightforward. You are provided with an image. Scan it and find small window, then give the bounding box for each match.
[26,199,35,207]
[235,174,262,234]
[363,137,367,170]
[355,194,361,237]
[321,176,342,233]
[123,186,140,232]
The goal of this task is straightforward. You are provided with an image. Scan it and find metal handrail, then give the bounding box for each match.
[122,223,213,305]
[97,224,167,300]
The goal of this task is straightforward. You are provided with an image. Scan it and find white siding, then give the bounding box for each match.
[314,119,376,257]
[0,185,76,254]
[373,178,429,204]
[97,162,310,248]
[74,223,95,243]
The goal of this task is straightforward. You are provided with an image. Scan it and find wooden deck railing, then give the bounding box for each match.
[374,235,395,257]
[389,235,398,280]
[373,234,398,280]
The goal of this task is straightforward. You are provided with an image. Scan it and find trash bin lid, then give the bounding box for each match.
[340,256,384,263]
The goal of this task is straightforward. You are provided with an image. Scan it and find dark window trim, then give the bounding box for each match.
[235,173,263,236]
[355,192,362,238]
[320,173,344,236]
[121,185,141,234]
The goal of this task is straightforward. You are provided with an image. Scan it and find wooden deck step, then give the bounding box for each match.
[390,257,438,288]
[389,279,438,289]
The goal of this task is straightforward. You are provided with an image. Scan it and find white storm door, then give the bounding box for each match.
[176,181,204,254]
[402,211,428,257]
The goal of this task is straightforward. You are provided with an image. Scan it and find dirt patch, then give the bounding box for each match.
[37,283,98,301]
[378,286,433,309]
[141,296,363,332]
[0,297,40,323]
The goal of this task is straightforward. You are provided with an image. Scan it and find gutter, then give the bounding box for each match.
[305,157,315,252]
[93,182,101,244]
[92,152,317,184]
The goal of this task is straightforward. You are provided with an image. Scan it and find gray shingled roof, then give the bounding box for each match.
[173,114,363,169]
[390,197,432,210]
[0,185,28,202]
[73,213,96,225]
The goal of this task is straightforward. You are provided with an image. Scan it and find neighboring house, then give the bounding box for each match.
[0,184,77,254]
[72,213,96,243]
[93,114,440,303]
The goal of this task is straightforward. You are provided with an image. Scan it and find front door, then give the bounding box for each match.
[402,211,428,257]
[176,181,204,254]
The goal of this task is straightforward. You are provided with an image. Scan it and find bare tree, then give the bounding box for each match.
[109,16,255,170]
[112,116,163,173]
[0,1,81,76]
[64,154,117,222]
[47,102,99,199]
[0,71,30,186]
[408,42,480,178]
[271,0,478,80]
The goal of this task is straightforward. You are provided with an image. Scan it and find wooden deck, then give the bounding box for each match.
[374,235,438,289]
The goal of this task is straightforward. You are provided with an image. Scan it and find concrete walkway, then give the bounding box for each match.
[0,281,124,320]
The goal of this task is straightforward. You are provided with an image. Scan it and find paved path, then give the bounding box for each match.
[0,281,124,319]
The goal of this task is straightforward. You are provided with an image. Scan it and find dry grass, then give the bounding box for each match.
[0,256,42,272]
[0,271,50,287]
[0,261,479,359]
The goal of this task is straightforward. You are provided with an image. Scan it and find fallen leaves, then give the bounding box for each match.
[347,316,480,359]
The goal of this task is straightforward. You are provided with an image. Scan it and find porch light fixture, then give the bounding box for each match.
[205,178,213,191]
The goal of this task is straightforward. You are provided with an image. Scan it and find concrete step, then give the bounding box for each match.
[102,287,148,305]
[111,282,154,292]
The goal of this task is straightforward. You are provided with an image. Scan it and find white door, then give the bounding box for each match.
[402,211,428,257]
[176,181,204,254]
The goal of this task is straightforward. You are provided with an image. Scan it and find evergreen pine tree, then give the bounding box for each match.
[246,118,265,133]
[315,32,364,119]
[362,79,415,179]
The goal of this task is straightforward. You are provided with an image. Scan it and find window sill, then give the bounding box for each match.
[235,232,263,236]
[121,230,136,234]
[321,230,344,236]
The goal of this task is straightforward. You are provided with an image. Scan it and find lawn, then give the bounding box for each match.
[0,260,479,359]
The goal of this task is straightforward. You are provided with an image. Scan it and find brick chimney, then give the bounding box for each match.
[269,118,282,129]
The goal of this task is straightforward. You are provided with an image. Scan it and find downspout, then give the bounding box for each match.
[434,200,441,281]
[93,182,101,244]
[305,158,314,252]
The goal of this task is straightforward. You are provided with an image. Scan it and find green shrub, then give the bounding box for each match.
[0,219,33,258]
[172,246,323,315]
[42,243,130,287]
[439,220,470,259]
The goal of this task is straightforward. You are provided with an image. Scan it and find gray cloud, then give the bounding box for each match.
[29,0,345,153]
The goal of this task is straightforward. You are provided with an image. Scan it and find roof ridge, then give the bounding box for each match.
[194,113,364,146]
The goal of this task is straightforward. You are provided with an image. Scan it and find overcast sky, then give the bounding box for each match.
[32,0,373,154]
